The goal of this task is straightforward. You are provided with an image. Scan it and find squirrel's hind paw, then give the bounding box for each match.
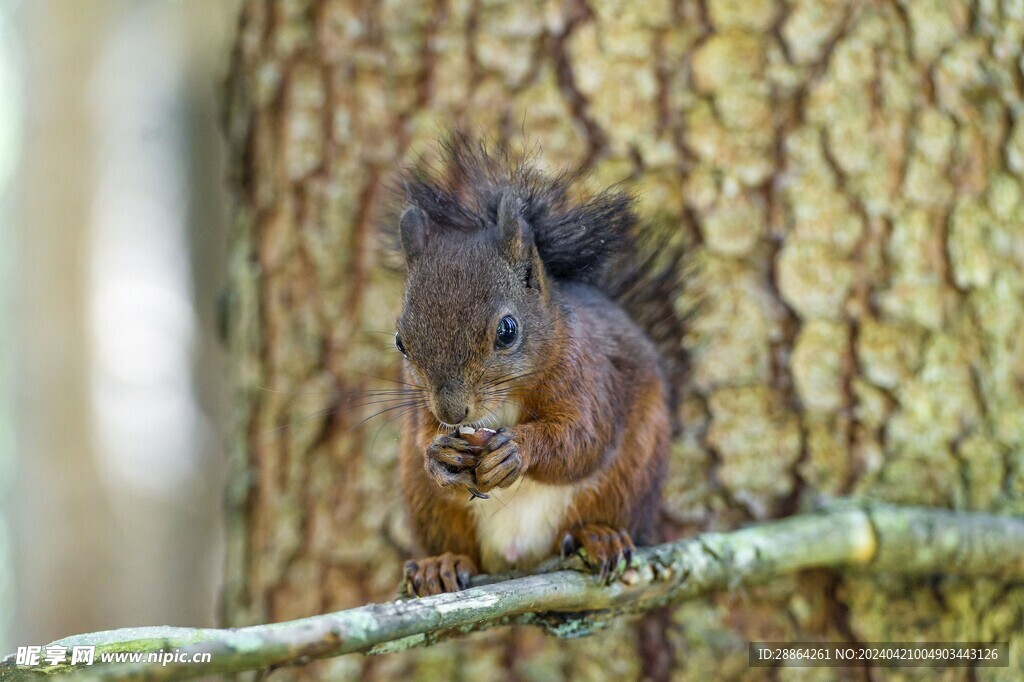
[403,552,478,598]
[560,524,635,584]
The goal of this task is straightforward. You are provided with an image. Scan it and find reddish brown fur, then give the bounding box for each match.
[393,136,680,594]
[399,279,670,571]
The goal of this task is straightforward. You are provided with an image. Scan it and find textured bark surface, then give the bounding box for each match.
[222,0,1024,679]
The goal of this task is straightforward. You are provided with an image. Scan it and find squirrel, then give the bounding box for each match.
[391,134,688,597]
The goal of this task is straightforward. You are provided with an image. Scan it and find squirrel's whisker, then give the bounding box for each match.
[343,400,430,437]
[257,406,339,436]
[367,404,424,456]
[478,370,538,391]
[340,370,424,389]
[255,386,338,396]
[345,397,423,411]
[259,394,427,439]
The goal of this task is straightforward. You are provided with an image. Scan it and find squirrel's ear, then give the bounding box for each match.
[527,247,548,294]
[399,206,428,263]
[497,190,530,262]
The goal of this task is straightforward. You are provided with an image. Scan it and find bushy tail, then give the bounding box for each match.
[395,132,636,287]
[606,215,696,432]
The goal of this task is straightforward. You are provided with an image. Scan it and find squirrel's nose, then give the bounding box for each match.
[436,403,469,425]
[434,383,470,425]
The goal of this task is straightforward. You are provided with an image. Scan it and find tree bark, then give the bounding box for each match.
[222,0,1024,679]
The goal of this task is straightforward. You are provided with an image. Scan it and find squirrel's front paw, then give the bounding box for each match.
[474,428,525,493]
[425,434,484,496]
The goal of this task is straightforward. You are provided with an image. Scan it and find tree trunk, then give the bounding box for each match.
[222,0,1024,678]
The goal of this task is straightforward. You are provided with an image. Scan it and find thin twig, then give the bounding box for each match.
[2,503,1022,681]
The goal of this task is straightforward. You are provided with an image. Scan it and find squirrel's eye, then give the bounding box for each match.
[495,316,519,349]
[395,333,407,356]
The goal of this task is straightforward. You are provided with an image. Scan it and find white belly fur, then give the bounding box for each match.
[471,478,574,573]
[469,399,574,573]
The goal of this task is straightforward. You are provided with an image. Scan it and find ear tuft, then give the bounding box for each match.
[497,190,529,261]
[399,206,428,263]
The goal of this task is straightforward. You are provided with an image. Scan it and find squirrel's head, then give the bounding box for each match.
[395,190,552,427]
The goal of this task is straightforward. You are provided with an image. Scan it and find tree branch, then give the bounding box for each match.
[3,503,1023,681]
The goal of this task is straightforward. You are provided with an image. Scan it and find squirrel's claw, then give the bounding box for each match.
[467,487,489,500]
[425,434,484,496]
[403,552,478,597]
[560,524,635,584]
[474,438,523,493]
